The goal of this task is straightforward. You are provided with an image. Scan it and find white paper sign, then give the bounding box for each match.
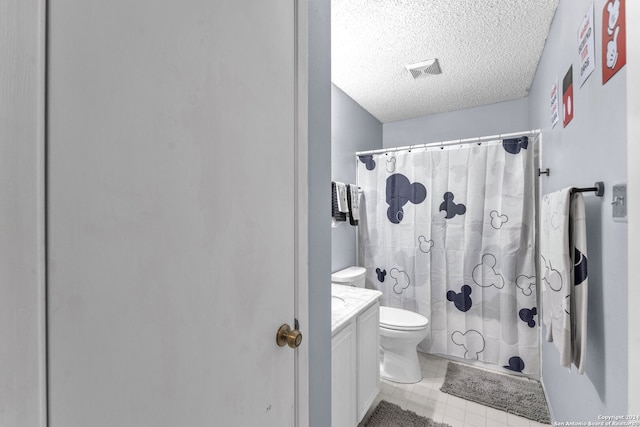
[551,79,559,128]
[578,3,595,86]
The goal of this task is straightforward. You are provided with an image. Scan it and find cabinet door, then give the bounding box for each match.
[332,322,357,427]
[357,302,380,422]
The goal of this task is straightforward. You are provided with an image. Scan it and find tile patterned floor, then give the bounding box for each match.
[359,353,551,427]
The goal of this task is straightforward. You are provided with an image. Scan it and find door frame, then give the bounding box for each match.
[294,0,310,425]
[627,0,640,414]
[0,0,47,425]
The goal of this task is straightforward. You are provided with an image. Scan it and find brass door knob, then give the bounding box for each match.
[276,324,302,348]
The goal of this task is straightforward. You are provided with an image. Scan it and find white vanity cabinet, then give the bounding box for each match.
[331,322,356,427]
[356,302,380,421]
[331,286,381,427]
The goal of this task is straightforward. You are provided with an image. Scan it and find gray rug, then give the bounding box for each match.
[364,400,452,427]
[440,362,551,424]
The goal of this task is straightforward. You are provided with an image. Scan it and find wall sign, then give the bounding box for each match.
[577,3,595,87]
[602,0,626,84]
[551,78,559,128]
[563,66,574,127]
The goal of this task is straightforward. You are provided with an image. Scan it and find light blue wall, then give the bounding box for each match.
[383,98,529,148]
[308,0,332,426]
[528,0,628,422]
[331,84,383,272]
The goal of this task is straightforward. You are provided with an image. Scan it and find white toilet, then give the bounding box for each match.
[379,306,429,384]
[331,266,430,384]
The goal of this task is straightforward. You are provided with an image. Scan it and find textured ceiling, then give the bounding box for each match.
[332,0,559,123]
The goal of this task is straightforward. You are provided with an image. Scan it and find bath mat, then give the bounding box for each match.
[363,400,452,427]
[440,362,551,424]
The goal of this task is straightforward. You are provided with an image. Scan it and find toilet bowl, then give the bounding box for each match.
[379,306,429,384]
[331,266,430,384]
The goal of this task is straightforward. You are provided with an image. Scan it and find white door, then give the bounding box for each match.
[47,1,306,426]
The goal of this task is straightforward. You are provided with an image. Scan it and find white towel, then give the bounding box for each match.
[541,189,572,368]
[540,188,588,374]
[570,192,588,374]
[335,182,349,213]
[347,184,360,222]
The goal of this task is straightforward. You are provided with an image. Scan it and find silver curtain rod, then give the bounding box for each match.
[355,129,542,156]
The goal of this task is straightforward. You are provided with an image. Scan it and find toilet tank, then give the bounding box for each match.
[331,266,366,288]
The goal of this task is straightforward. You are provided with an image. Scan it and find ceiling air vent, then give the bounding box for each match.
[406,58,442,79]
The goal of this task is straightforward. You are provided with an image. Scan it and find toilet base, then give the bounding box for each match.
[380,344,423,384]
[378,308,429,384]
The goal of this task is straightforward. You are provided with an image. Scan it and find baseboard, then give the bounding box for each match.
[539,376,556,423]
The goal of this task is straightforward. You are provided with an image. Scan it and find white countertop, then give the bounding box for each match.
[331,284,382,334]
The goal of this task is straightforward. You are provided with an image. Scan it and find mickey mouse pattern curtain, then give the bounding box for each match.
[357,136,540,376]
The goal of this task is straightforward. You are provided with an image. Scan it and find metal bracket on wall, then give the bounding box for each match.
[612,183,627,222]
[538,168,550,176]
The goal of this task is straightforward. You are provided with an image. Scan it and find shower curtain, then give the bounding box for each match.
[357,136,539,376]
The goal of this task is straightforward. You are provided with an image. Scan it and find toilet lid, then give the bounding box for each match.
[380,306,429,330]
